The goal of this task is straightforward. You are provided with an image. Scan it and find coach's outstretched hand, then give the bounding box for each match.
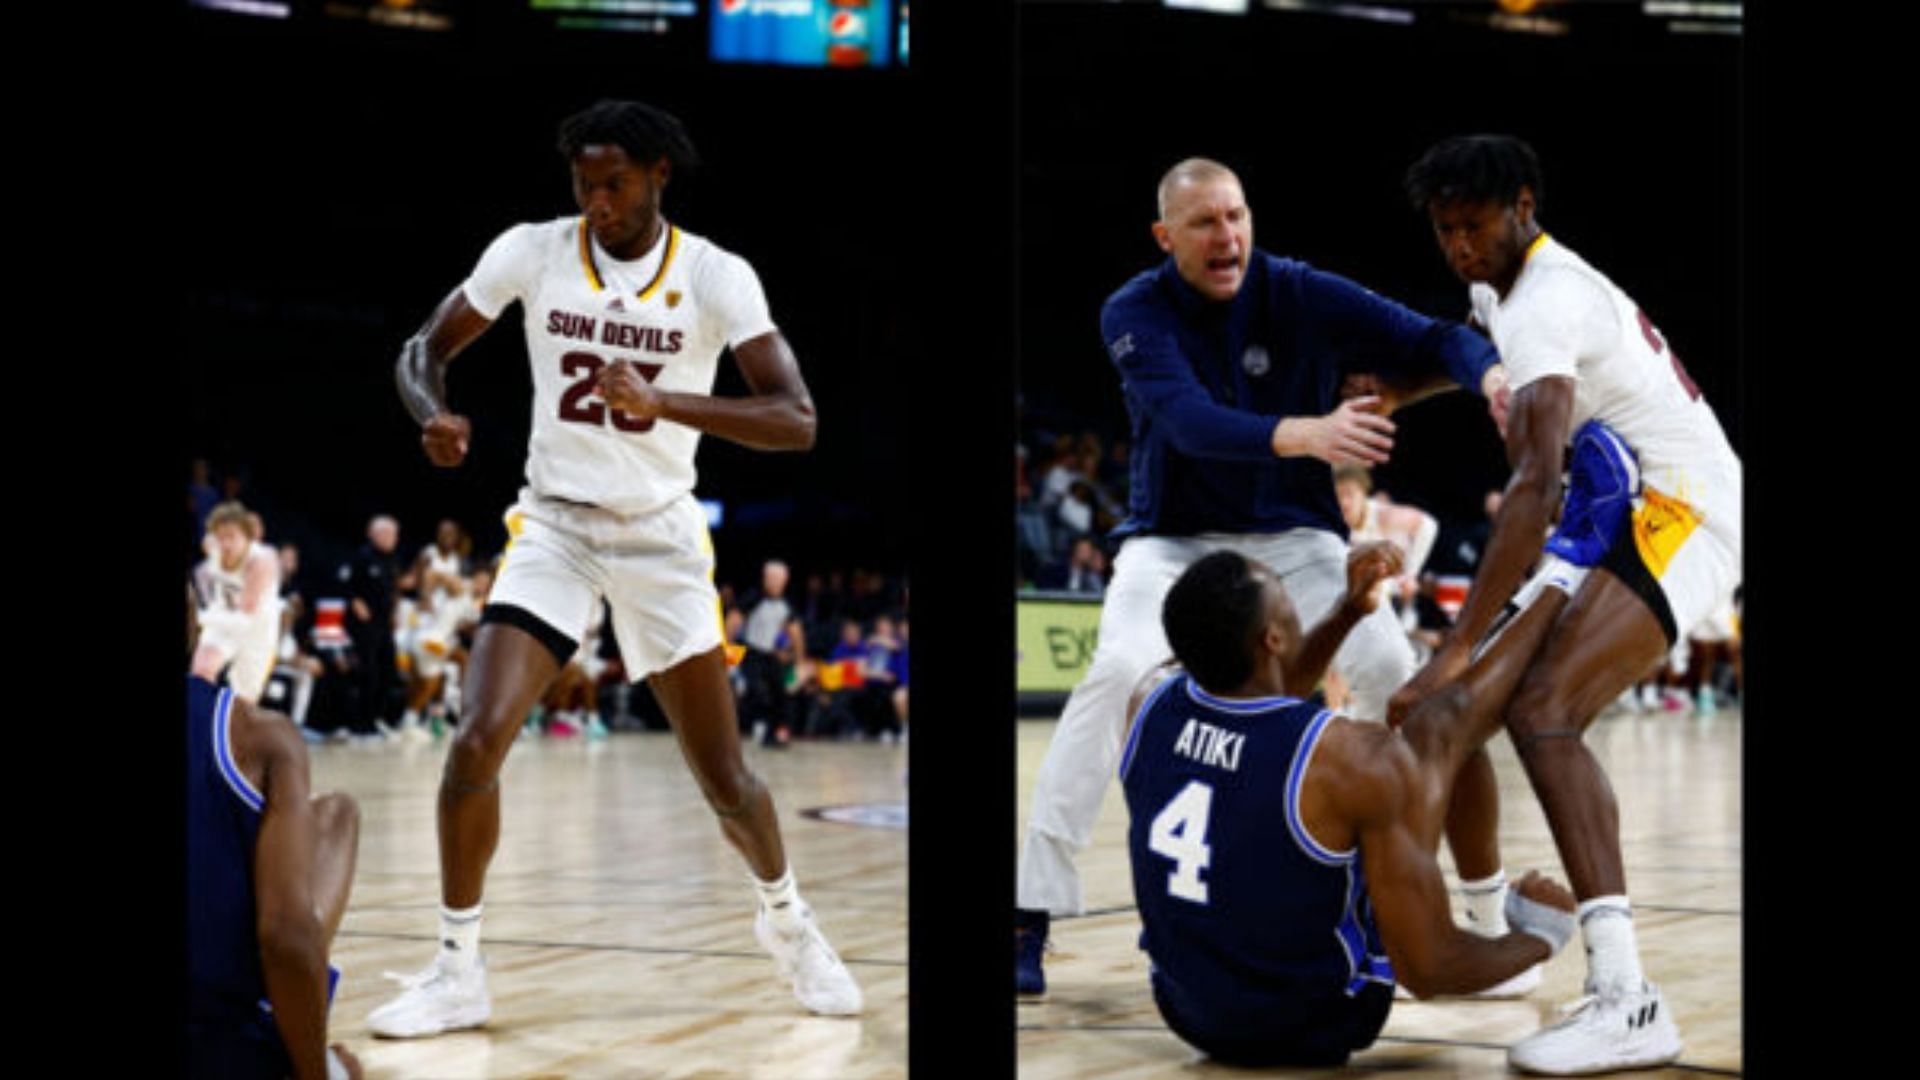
[422,413,472,467]
[1274,396,1396,466]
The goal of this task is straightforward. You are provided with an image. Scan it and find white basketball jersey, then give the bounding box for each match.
[1470,235,1741,540]
[201,542,282,635]
[462,217,778,516]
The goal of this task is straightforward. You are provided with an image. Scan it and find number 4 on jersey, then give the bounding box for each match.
[1149,780,1214,905]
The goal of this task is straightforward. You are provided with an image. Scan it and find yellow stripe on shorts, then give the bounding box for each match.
[1632,488,1702,580]
[697,515,746,668]
[497,510,526,575]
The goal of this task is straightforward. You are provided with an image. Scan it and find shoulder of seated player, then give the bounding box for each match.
[231,698,306,795]
[1313,717,1417,826]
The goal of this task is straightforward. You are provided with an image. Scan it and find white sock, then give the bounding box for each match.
[439,903,483,972]
[1578,895,1644,991]
[1460,870,1510,937]
[755,867,805,932]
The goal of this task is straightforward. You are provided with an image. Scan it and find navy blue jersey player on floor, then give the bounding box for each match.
[1019,156,1517,994]
[1118,539,1581,1068]
[189,621,365,1079]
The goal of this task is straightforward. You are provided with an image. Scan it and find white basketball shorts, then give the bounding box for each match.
[486,489,727,680]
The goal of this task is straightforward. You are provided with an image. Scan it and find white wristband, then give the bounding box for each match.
[1505,888,1576,956]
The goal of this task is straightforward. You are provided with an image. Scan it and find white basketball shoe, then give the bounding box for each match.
[1509,979,1683,1074]
[367,955,492,1038]
[755,904,863,1016]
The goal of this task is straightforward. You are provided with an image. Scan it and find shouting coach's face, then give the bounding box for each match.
[1154,173,1252,303]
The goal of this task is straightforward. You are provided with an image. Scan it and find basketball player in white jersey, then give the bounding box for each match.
[371,100,860,1038]
[397,519,470,740]
[192,500,284,703]
[1394,135,1741,1074]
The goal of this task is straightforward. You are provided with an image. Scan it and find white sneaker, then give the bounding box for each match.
[1509,979,1682,1074]
[755,904,863,1016]
[367,956,491,1039]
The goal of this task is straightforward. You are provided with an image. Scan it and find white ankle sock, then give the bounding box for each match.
[440,903,483,972]
[1578,895,1643,991]
[755,867,805,932]
[1460,870,1510,937]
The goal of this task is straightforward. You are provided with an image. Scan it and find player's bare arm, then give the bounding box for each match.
[1387,375,1573,723]
[1285,542,1402,698]
[1319,724,1569,997]
[1341,364,1508,430]
[241,704,361,1080]
[396,289,496,467]
[594,329,817,451]
[1270,395,1396,465]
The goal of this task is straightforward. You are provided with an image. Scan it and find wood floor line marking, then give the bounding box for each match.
[336,929,908,968]
[1015,1026,1739,1074]
[1058,900,1741,921]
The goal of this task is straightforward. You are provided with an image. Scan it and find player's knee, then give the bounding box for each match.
[700,761,763,819]
[1400,681,1473,750]
[445,723,508,789]
[1504,680,1577,752]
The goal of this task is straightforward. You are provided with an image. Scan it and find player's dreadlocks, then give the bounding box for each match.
[1403,134,1543,212]
[557,100,702,174]
[1162,551,1270,694]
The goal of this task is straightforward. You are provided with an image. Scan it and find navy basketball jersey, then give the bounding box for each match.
[1120,672,1394,1031]
[186,675,286,1073]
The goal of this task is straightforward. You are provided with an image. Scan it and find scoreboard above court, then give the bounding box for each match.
[186,0,910,62]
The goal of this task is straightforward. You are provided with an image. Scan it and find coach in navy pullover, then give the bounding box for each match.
[1102,250,1498,541]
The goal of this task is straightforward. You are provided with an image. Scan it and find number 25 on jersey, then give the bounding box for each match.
[557,351,664,433]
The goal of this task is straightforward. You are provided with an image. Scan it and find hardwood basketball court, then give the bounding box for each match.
[1017,705,1742,1078]
[312,733,907,1079]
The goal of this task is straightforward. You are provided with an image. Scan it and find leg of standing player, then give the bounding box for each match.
[366,617,562,1040]
[438,623,563,908]
[650,645,863,1015]
[1502,567,1684,1071]
[649,647,785,879]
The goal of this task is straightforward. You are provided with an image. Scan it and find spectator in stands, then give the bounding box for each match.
[741,560,806,746]
[890,616,909,740]
[804,618,869,738]
[339,515,403,740]
[857,615,906,742]
[1042,537,1110,596]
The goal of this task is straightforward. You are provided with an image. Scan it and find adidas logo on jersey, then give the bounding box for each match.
[608,297,626,312]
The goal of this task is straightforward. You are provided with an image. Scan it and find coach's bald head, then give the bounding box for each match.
[1153,158,1253,302]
